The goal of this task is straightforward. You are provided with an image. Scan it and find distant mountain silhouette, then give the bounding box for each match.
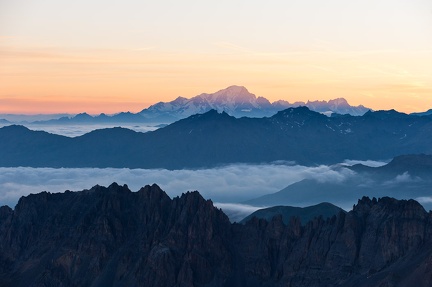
[32,111,174,124]
[1,108,432,168]
[240,202,345,225]
[244,154,432,210]
[411,109,432,117]
[349,154,432,178]
[23,86,372,126]
[1,184,432,286]
[0,113,71,123]
[140,85,370,119]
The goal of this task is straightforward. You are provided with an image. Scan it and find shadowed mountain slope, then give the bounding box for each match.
[349,154,432,179]
[1,184,432,286]
[1,108,432,168]
[244,154,432,210]
[240,202,345,225]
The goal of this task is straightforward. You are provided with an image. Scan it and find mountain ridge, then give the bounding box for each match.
[244,154,432,210]
[140,85,371,119]
[349,154,432,177]
[1,184,432,286]
[1,108,432,169]
[4,86,373,126]
[4,86,432,125]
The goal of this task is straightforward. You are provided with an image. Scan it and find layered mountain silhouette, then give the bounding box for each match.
[411,109,432,117]
[1,108,432,168]
[139,85,370,119]
[0,113,71,123]
[1,183,432,286]
[33,111,177,125]
[5,86,432,126]
[244,154,432,210]
[22,86,370,125]
[349,153,432,178]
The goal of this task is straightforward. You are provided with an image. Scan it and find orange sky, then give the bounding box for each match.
[1,0,431,114]
[1,45,431,114]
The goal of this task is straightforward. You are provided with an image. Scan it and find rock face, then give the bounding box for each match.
[236,197,432,287]
[0,184,233,287]
[1,184,432,287]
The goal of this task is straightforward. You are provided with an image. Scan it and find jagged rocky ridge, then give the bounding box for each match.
[1,183,432,286]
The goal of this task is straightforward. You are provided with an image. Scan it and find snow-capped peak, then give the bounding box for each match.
[140,86,371,120]
[328,98,349,107]
[202,85,257,105]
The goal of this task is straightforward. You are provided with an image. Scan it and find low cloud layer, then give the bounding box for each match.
[0,123,161,137]
[214,203,263,223]
[23,123,160,137]
[383,172,421,186]
[2,162,431,222]
[342,159,388,167]
[0,163,355,209]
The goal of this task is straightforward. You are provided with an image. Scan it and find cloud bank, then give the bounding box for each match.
[2,162,430,222]
[213,203,263,223]
[342,159,388,167]
[23,123,160,137]
[0,163,355,210]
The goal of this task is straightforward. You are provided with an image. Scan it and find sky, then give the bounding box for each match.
[1,0,432,114]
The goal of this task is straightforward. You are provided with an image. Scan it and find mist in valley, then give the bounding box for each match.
[6,158,428,222]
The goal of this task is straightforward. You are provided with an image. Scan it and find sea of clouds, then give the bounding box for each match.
[23,123,161,137]
[0,117,392,221]
[0,161,390,221]
[0,120,167,137]
[3,119,428,221]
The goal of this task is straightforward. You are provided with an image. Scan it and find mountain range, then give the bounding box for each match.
[3,86,432,127]
[411,109,432,117]
[1,183,432,286]
[1,107,432,169]
[244,154,432,211]
[139,85,371,119]
[3,86,372,125]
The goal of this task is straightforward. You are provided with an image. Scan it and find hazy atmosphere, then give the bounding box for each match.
[1,0,432,113]
[8,158,428,222]
[2,1,432,285]
[0,163,358,206]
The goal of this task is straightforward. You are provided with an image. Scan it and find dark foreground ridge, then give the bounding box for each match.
[1,184,432,287]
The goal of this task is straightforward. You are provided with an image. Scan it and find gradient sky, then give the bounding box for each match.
[1,0,431,114]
